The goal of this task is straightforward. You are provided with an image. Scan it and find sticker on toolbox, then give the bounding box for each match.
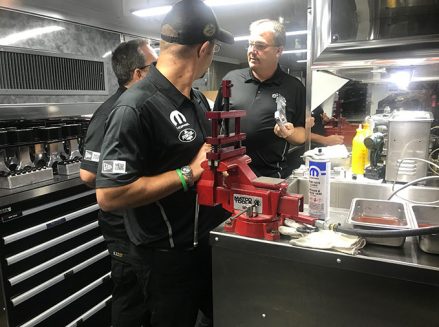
[0,206,22,222]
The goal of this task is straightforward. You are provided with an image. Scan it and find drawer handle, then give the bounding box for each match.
[9,236,104,286]
[65,295,112,327]
[3,204,99,245]
[19,272,111,327]
[11,250,108,305]
[6,221,99,266]
[21,189,95,217]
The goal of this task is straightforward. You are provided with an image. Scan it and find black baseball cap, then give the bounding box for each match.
[161,0,234,45]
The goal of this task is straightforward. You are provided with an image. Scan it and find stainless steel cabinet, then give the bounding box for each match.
[211,220,439,327]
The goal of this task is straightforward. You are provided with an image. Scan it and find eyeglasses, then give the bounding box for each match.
[213,43,221,54]
[138,63,153,71]
[247,42,277,52]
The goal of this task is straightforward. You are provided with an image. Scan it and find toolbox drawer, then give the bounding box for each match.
[0,182,112,327]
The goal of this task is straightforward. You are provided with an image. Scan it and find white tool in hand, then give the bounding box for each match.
[272,93,287,126]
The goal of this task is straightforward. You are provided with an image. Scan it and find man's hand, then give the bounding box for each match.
[325,134,344,146]
[306,116,315,129]
[189,143,211,181]
[274,122,295,139]
[310,133,344,146]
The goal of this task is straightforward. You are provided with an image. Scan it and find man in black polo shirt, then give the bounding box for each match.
[95,1,233,326]
[80,39,157,327]
[215,19,306,179]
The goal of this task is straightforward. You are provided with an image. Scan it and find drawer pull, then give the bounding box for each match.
[46,217,67,229]
[63,269,74,278]
[3,204,99,245]
[19,273,111,327]
[11,250,108,305]
[65,295,112,327]
[6,221,99,265]
[21,190,95,217]
[9,236,104,286]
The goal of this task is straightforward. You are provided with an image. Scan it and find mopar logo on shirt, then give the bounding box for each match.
[170,110,189,130]
[178,128,196,142]
[233,194,262,213]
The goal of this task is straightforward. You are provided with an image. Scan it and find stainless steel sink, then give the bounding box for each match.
[287,177,439,209]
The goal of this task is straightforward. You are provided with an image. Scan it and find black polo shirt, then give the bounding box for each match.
[215,66,306,178]
[81,86,126,173]
[96,65,226,249]
[80,86,129,252]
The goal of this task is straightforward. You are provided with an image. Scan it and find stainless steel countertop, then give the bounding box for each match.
[211,206,439,287]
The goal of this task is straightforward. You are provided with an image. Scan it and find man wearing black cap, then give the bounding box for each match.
[95,0,233,326]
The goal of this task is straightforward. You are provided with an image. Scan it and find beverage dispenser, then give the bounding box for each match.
[0,126,53,189]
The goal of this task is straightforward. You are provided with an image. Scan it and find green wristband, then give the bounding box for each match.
[176,168,188,192]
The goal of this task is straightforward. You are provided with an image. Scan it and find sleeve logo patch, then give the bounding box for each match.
[102,160,126,174]
[84,150,100,162]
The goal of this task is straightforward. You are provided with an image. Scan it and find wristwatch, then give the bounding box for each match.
[180,165,194,187]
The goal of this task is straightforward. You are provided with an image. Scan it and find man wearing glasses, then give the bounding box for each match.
[95,0,233,326]
[215,19,306,179]
[80,39,157,327]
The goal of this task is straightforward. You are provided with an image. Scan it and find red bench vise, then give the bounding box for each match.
[197,80,315,241]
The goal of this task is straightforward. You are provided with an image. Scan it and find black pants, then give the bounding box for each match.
[131,245,213,327]
[109,248,150,327]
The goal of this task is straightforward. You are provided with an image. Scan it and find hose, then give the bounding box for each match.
[387,175,439,203]
[429,147,439,175]
[392,157,439,194]
[332,223,439,237]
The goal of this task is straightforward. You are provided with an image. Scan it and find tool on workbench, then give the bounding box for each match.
[197,80,319,240]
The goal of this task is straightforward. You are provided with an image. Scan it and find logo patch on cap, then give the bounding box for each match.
[203,24,216,37]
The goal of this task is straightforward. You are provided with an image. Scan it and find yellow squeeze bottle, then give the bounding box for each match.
[351,124,367,175]
[362,122,371,167]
